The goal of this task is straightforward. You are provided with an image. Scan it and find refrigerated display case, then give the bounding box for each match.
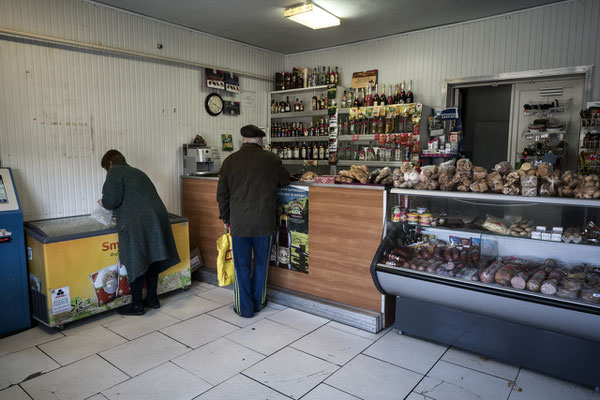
[25,214,191,329]
[371,189,600,388]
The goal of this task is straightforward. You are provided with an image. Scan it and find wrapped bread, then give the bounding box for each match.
[505,171,521,186]
[470,180,488,193]
[539,175,560,197]
[536,162,552,179]
[439,173,456,191]
[521,175,538,197]
[494,161,513,176]
[486,172,504,193]
[502,184,520,195]
[456,158,473,173]
[472,166,487,181]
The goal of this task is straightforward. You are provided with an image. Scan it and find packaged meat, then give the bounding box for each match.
[482,215,510,235]
[540,279,558,295]
[495,265,516,286]
[581,287,600,304]
[480,261,503,283]
[556,287,579,299]
[561,277,584,291]
[451,248,460,261]
[511,271,533,290]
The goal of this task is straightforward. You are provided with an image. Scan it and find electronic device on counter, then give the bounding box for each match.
[183,143,221,176]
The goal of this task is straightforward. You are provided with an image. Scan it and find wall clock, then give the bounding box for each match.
[205,93,224,116]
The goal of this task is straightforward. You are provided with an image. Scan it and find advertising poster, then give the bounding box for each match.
[271,185,309,273]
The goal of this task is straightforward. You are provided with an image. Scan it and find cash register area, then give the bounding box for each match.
[0,281,598,400]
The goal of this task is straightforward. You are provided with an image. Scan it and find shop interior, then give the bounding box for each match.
[1,0,600,399]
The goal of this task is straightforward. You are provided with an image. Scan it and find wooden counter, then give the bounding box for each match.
[182,177,391,321]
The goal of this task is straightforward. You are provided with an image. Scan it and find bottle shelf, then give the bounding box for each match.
[337,134,376,141]
[420,153,457,158]
[270,136,329,143]
[281,159,328,166]
[270,85,333,95]
[337,160,405,167]
[270,109,329,119]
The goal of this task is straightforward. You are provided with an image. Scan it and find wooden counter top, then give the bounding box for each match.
[182,177,385,313]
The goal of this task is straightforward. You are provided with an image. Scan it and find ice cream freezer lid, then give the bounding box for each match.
[24,213,188,243]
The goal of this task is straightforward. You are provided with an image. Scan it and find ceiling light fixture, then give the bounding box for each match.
[284,3,340,30]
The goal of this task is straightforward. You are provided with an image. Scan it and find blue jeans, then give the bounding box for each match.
[231,236,271,318]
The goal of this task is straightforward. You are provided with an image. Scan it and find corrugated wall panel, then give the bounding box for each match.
[0,0,284,221]
[286,0,599,107]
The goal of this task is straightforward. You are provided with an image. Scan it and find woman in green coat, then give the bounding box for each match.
[100,150,180,315]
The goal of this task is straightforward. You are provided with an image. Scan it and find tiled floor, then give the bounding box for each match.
[1,280,599,400]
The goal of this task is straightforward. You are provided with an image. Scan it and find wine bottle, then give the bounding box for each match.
[341,91,347,108]
[299,100,304,111]
[380,84,387,106]
[312,91,317,110]
[406,80,414,103]
[400,81,407,104]
[277,213,292,269]
[285,96,291,112]
[334,66,339,84]
[373,84,380,107]
[294,98,300,112]
[319,66,326,85]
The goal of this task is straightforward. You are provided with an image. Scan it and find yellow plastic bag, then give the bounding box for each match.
[216,227,234,287]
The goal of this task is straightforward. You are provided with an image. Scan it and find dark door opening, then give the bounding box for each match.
[460,85,512,171]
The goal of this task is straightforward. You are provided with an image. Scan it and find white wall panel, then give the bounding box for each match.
[285,0,599,107]
[0,0,284,221]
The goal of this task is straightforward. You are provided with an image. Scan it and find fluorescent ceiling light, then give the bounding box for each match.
[284,3,340,30]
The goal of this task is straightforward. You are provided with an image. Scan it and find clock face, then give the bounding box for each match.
[205,93,223,116]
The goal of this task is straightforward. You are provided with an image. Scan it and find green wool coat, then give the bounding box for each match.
[101,163,180,283]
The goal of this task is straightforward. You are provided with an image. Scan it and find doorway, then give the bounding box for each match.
[460,85,511,171]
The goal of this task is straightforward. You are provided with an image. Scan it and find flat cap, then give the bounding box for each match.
[241,124,265,138]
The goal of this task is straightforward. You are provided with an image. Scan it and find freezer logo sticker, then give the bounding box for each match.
[50,286,71,315]
[102,241,119,251]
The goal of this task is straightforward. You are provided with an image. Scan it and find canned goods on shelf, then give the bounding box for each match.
[391,206,402,222]
[407,212,419,225]
[416,207,428,215]
[419,213,432,226]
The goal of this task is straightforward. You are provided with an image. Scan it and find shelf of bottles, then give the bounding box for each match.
[275,66,340,91]
[270,142,330,162]
[336,100,423,165]
[579,107,600,175]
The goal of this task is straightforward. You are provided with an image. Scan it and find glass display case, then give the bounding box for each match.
[371,188,600,389]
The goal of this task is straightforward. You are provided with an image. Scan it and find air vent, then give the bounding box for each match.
[539,88,563,98]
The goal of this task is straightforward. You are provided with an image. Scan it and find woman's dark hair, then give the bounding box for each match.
[101,150,126,170]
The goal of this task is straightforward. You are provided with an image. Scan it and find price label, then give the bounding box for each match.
[352,133,359,141]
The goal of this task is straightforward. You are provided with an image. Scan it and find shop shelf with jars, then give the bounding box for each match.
[371,187,600,388]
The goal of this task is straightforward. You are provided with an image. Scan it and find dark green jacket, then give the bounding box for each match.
[217,143,290,237]
[102,163,180,282]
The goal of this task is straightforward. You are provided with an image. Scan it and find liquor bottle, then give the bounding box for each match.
[406,80,414,103]
[380,84,387,106]
[285,96,291,112]
[400,81,407,103]
[312,91,317,110]
[271,100,276,114]
[334,66,339,84]
[387,87,394,105]
[326,67,331,84]
[292,67,298,89]
[329,67,336,84]
[393,84,399,104]
[294,98,300,112]
[347,89,354,107]
[319,95,326,110]
[307,143,313,159]
[301,143,307,159]
[364,84,371,107]
[341,91,347,108]
[373,84,380,106]
[293,145,300,160]
[277,213,292,269]
[312,144,319,159]
[299,100,304,111]
[319,66,326,85]
[353,89,360,107]
[318,144,325,160]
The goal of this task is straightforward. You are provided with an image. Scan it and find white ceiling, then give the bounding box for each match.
[94,0,562,54]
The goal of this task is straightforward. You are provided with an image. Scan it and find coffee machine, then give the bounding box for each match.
[183,144,221,176]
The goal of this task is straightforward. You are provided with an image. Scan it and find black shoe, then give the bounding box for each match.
[118,304,145,316]
[144,299,161,309]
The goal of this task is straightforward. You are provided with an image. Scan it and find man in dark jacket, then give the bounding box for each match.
[100,150,180,316]
[217,125,290,318]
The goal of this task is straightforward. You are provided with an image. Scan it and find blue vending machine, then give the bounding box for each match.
[0,168,30,336]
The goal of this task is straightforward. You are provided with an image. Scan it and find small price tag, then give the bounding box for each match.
[352,133,359,141]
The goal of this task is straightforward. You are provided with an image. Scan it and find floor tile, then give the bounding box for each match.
[103,362,211,400]
[21,355,128,400]
[291,325,373,366]
[267,308,329,333]
[208,304,279,327]
[39,326,127,366]
[158,288,198,306]
[0,326,62,357]
[196,287,234,305]
[326,321,392,341]
[86,395,108,400]
[406,393,434,400]
[173,337,264,385]
[99,332,189,377]
[244,347,338,399]
[442,347,519,381]
[302,384,361,400]
[159,295,222,320]
[0,347,60,389]
[225,319,305,356]
[0,385,32,400]
[326,354,422,400]
[103,309,180,340]
[190,281,217,292]
[363,331,447,374]
[508,369,600,400]
[266,301,287,310]
[414,360,513,400]
[194,374,290,400]
[62,311,123,336]
[160,314,239,348]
